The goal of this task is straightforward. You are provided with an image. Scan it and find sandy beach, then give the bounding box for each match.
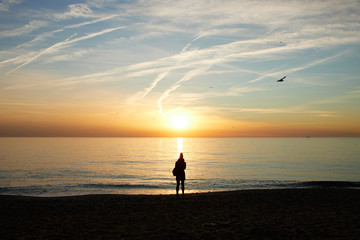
[1,188,359,239]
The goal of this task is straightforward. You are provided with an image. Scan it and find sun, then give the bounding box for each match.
[171,115,190,130]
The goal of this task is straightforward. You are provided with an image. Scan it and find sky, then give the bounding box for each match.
[1,0,360,137]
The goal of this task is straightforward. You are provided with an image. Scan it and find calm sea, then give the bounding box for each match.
[0,137,359,196]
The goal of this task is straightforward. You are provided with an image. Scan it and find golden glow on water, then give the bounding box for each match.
[177,137,183,154]
[1,137,359,196]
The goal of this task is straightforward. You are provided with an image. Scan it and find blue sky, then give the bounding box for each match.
[1,0,360,137]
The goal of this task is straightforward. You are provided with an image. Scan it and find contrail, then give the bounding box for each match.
[127,39,194,104]
[157,66,211,114]
[249,53,345,83]
[7,26,126,75]
[138,72,169,99]
[12,15,119,50]
[128,34,204,106]
[63,15,119,30]
[127,71,169,104]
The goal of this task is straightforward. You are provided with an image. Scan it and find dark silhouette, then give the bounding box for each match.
[277,76,286,82]
[173,152,186,196]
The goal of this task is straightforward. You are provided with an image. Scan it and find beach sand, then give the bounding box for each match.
[1,188,360,239]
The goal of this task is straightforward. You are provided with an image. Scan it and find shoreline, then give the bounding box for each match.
[1,188,360,239]
[2,180,359,197]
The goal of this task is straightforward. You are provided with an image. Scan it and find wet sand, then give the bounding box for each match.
[1,188,360,239]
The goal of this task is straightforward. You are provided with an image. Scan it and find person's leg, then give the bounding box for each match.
[176,179,180,195]
[181,180,185,195]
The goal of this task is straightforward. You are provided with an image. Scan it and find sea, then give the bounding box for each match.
[0,137,359,196]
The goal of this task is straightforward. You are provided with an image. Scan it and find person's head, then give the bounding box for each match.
[179,152,184,160]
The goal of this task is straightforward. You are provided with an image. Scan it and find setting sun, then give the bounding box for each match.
[171,115,190,130]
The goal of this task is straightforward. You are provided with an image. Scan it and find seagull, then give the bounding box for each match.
[277,76,286,82]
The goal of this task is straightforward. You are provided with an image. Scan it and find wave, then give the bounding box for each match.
[0,186,51,195]
[79,180,360,191]
[1,180,359,196]
[81,183,163,189]
[0,182,171,196]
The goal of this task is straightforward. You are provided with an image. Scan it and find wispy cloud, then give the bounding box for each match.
[62,14,119,30]
[45,49,94,63]
[0,20,48,38]
[249,53,345,83]
[86,0,118,8]
[54,3,94,19]
[1,0,359,134]
[0,0,21,11]
[157,66,211,114]
[8,14,119,50]
[204,105,339,119]
[127,71,169,104]
[310,88,360,105]
[66,28,355,86]
[28,29,351,114]
[6,26,126,74]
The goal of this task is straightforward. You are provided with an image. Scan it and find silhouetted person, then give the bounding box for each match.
[174,152,186,196]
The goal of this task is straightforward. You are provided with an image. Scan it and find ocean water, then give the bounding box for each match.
[0,137,359,196]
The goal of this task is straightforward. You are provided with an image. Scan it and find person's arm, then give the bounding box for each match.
[184,162,186,170]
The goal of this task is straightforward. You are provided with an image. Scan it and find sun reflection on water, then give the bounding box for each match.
[177,137,183,155]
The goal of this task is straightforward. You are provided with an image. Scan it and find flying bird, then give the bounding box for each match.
[277,76,286,82]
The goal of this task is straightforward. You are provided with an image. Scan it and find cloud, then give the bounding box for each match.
[127,0,360,55]
[0,20,48,38]
[2,0,359,123]
[62,14,119,30]
[311,88,360,105]
[132,0,359,34]
[105,32,352,83]
[157,66,211,114]
[9,15,119,50]
[127,71,169,103]
[60,32,342,90]
[6,26,126,74]
[86,0,116,8]
[210,106,338,118]
[45,49,94,63]
[54,3,94,19]
[0,15,120,71]
[223,86,265,97]
[36,28,351,110]
[249,53,345,83]
[0,0,21,11]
